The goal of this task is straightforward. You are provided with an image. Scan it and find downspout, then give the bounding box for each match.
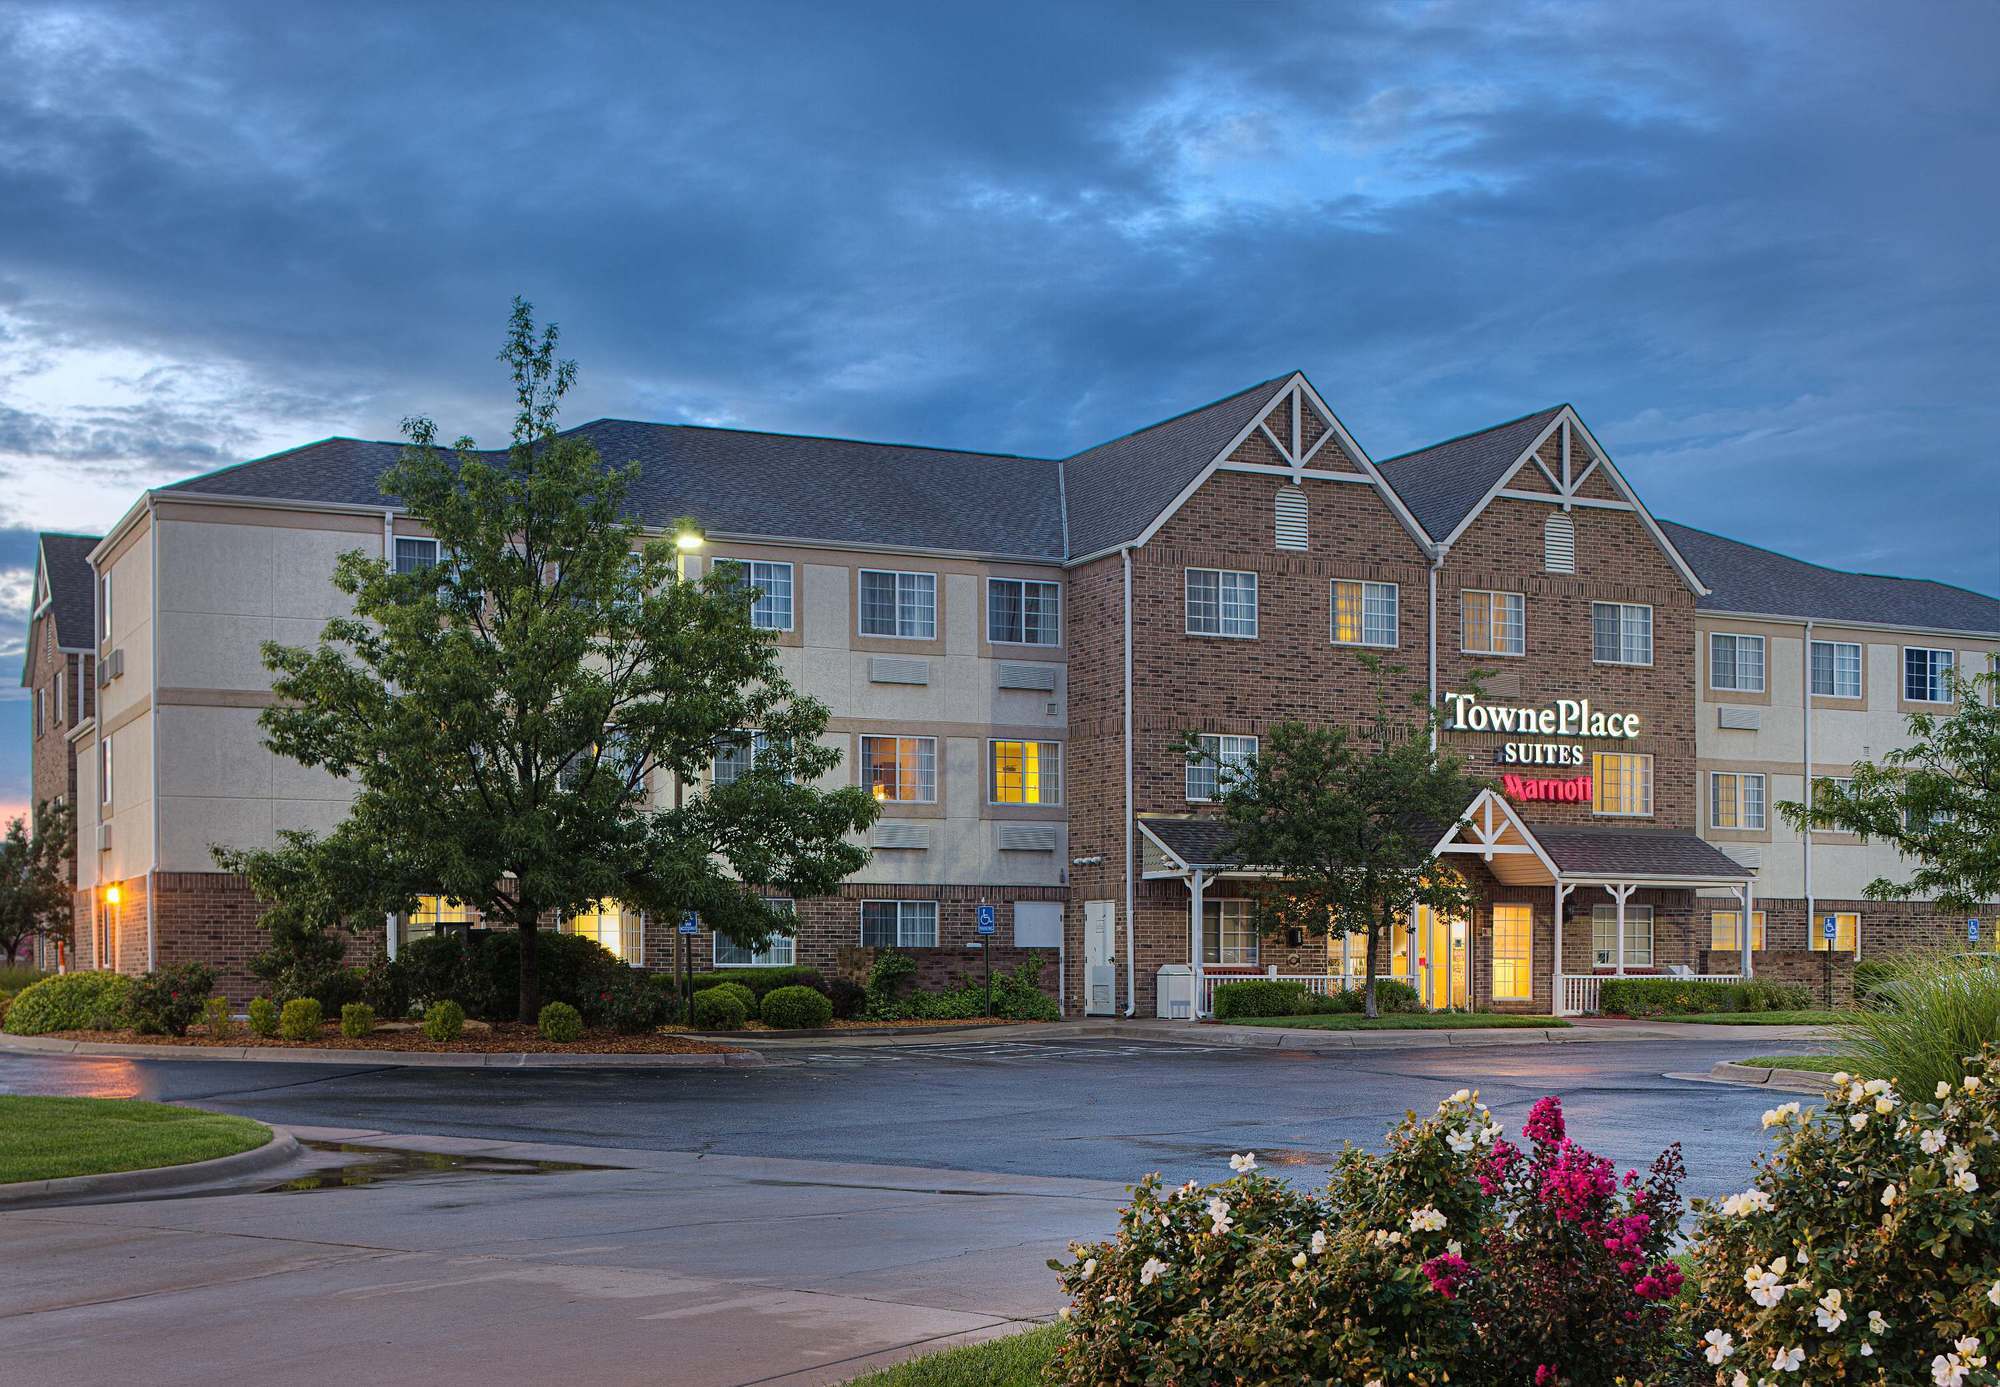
[1427,557,1442,750]
[1122,545,1137,1017]
[1802,618,1814,945]
[146,493,159,972]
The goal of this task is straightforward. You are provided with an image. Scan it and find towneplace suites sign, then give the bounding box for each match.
[1440,691,1642,804]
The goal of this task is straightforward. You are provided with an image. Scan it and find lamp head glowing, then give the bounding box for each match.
[871,783,888,803]
[104,884,121,905]
[672,517,706,552]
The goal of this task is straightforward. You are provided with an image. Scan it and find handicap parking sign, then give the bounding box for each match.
[976,904,996,936]
[679,912,700,935]
[1823,915,1839,941]
[1972,918,1982,944]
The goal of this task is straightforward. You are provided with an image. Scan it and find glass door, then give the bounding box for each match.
[1418,906,1469,1009]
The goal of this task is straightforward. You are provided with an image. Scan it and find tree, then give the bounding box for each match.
[240,300,879,1021]
[1778,665,1999,916]
[1188,656,1489,1017]
[0,799,75,965]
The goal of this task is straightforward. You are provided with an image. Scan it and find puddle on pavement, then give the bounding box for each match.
[263,1140,619,1193]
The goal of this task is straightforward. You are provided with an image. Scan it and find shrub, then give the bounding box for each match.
[1837,951,2000,1097]
[691,987,747,1030]
[761,984,833,1029]
[823,975,867,1020]
[1683,1046,2000,1386]
[203,997,234,1038]
[0,963,46,998]
[339,1002,375,1038]
[125,963,216,1036]
[278,997,322,1041]
[423,999,465,1042]
[670,965,828,1002]
[1371,978,1422,1013]
[1212,979,1320,1019]
[864,949,918,1012]
[583,967,663,1033]
[708,980,758,1015]
[537,1000,584,1042]
[1,972,135,1035]
[247,996,279,1037]
[393,934,498,1017]
[359,958,412,1020]
[1597,977,1811,1018]
[865,958,1059,1021]
[478,930,621,1018]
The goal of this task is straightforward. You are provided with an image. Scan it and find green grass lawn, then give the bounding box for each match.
[1226,1012,1570,1031]
[1640,1010,1853,1026]
[843,1325,1061,1385]
[1740,1054,1862,1074]
[0,1097,270,1184]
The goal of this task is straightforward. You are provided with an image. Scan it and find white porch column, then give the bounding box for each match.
[1189,869,1207,1015]
[1552,882,1570,1014]
[1611,883,1636,976]
[1740,878,1755,980]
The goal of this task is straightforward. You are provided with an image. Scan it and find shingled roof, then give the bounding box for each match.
[1374,405,1565,542]
[1532,825,1752,880]
[1661,521,2000,635]
[37,532,101,651]
[1138,815,1244,869]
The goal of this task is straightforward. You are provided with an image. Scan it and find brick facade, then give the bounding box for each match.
[24,608,91,970]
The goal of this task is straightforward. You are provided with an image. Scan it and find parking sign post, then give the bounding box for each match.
[977,902,997,1017]
[1823,914,1838,1008]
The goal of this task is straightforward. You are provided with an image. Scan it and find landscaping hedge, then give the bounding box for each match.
[537,1000,583,1043]
[1,972,135,1035]
[692,987,747,1030]
[760,984,833,1029]
[667,966,828,1000]
[1209,978,1419,1020]
[1596,977,1811,1017]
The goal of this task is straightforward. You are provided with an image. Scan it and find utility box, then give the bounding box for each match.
[1155,964,1194,1020]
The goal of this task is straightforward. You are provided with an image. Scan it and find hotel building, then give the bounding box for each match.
[48,374,2000,1012]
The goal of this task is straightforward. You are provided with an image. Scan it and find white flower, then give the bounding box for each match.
[1447,1129,1476,1156]
[1833,1071,1853,1085]
[1849,1082,1868,1104]
[1933,1352,1968,1387]
[1206,1197,1233,1235]
[1058,1305,1071,1321]
[1309,1229,1327,1255]
[1371,1228,1405,1247]
[1745,1264,1787,1308]
[1922,1128,1948,1155]
[1731,1373,1749,1387]
[1410,1206,1447,1233]
[1448,1087,1472,1104]
[1080,1257,1096,1279]
[1850,1111,1870,1131]
[1446,1239,1463,1257]
[1861,1342,1873,1356]
[1866,1077,1892,1095]
[1954,1169,1979,1193]
[1870,1310,1890,1335]
[1229,1152,1257,1173]
[1938,1081,1954,1100]
[1965,1076,1982,1093]
[1774,1345,1805,1372]
[1816,1289,1848,1331]
[1722,1190,1774,1217]
[1139,1256,1168,1286]
[1875,1096,1896,1114]
[1704,1329,1737,1364]
[1989,1280,2000,1307]
[1945,1146,1974,1176]
[1292,1251,1308,1269]
[1955,1336,1988,1366]
[1882,1183,1899,1207]
[1479,1121,1501,1144]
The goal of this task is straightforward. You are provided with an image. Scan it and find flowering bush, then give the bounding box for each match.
[1683,1047,1999,1387]
[125,963,217,1036]
[1047,1090,1684,1386]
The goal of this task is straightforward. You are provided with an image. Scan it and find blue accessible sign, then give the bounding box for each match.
[1823,915,1839,942]
[976,904,996,936]
[1971,918,1982,944]
[679,912,700,935]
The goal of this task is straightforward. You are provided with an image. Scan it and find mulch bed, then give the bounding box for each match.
[56,1025,739,1055]
[662,1016,1028,1034]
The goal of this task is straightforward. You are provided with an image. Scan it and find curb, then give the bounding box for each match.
[0,1126,302,1209]
[1709,1061,1842,1095]
[0,1033,763,1070]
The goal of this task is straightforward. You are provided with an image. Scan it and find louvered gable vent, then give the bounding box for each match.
[1274,486,1308,551]
[1543,514,1576,573]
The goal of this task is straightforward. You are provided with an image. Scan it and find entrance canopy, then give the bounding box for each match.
[1431,789,1754,892]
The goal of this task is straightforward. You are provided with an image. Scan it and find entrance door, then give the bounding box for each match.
[1418,907,1469,1009]
[1084,900,1117,1016]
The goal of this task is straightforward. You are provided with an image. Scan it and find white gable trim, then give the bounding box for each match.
[1429,788,1560,879]
[1561,410,1710,597]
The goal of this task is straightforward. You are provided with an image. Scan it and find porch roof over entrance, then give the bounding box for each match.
[1431,789,1753,888]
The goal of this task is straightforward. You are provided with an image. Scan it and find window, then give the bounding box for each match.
[1710,771,1767,830]
[1811,911,1860,953]
[53,669,63,726]
[1332,580,1398,648]
[1186,734,1257,802]
[1592,752,1652,816]
[99,572,111,644]
[1813,776,1853,815]
[1185,568,1258,638]
[1543,514,1576,574]
[713,730,779,787]
[1811,640,1862,698]
[1200,899,1259,966]
[394,537,441,574]
[1710,910,1767,952]
[1591,904,1653,968]
[1592,602,1652,665]
[1905,647,1954,702]
[1710,633,1765,692]
[990,740,1061,805]
[1461,590,1525,656]
[1492,904,1533,1001]
[99,733,111,805]
[858,570,936,639]
[565,899,642,963]
[987,578,1060,646]
[861,900,938,948]
[715,900,796,967]
[716,559,794,631]
[404,896,476,946]
[860,735,937,802]
[34,687,43,736]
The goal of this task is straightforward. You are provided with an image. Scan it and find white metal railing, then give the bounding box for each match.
[1197,969,1416,1018]
[1559,972,1744,1017]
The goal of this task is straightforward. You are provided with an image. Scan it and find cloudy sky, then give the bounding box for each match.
[1,1,1996,819]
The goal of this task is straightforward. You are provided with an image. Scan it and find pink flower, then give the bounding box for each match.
[1422,1252,1473,1300]
[1523,1095,1566,1146]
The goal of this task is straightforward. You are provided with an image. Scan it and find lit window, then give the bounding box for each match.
[1813,776,1853,815]
[987,578,1060,646]
[716,559,794,631]
[1199,899,1259,966]
[990,740,1062,805]
[1185,568,1258,638]
[1491,904,1533,1000]
[860,899,939,948]
[1592,752,1652,817]
[1710,910,1766,952]
[1904,647,1954,702]
[1332,580,1398,648]
[1592,602,1652,665]
[409,896,476,934]
[394,537,441,574]
[1710,633,1765,692]
[1591,904,1653,968]
[1811,912,1860,953]
[1461,590,1525,656]
[1810,640,1861,698]
[565,899,642,963]
[858,570,936,639]
[1186,734,1257,802]
[860,735,937,802]
[715,900,795,967]
[1710,772,1766,830]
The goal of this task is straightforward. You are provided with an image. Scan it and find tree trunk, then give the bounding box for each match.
[1363,911,1381,1020]
[517,914,541,1024]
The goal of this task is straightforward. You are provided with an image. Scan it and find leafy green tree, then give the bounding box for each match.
[1187,657,1488,1017]
[240,300,878,1020]
[0,799,74,964]
[1779,666,1999,916]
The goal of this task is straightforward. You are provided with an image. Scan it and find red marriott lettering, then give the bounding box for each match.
[1502,772,1593,804]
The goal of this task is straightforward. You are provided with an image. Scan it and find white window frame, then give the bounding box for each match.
[1591,903,1654,969]
[714,900,796,967]
[99,571,111,645]
[1331,579,1398,649]
[713,729,786,787]
[857,569,937,640]
[53,668,63,726]
[1460,589,1525,657]
[393,536,441,575]
[1710,910,1766,952]
[1591,752,1652,818]
[1904,646,1954,703]
[718,558,794,632]
[1810,639,1862,699]
[1186,734,1257,803]
[860,899,939,949]
[1199,898,1259,967]
[1592,602,1653,666]
[986,577,1061,647]
[1491,903,1533,1001]
[988,739,1062,806]
[859,734,938,803]
[1709,633,1765,693]
[1184,568,1259,639]
[100,732,111,806]
[1709,771,1766,830]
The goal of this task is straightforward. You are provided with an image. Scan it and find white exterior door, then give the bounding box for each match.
[1084,900,1117,1016]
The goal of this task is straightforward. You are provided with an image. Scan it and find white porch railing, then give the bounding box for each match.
[1196,970,1415,1018]
[1559,972,1744,1017]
